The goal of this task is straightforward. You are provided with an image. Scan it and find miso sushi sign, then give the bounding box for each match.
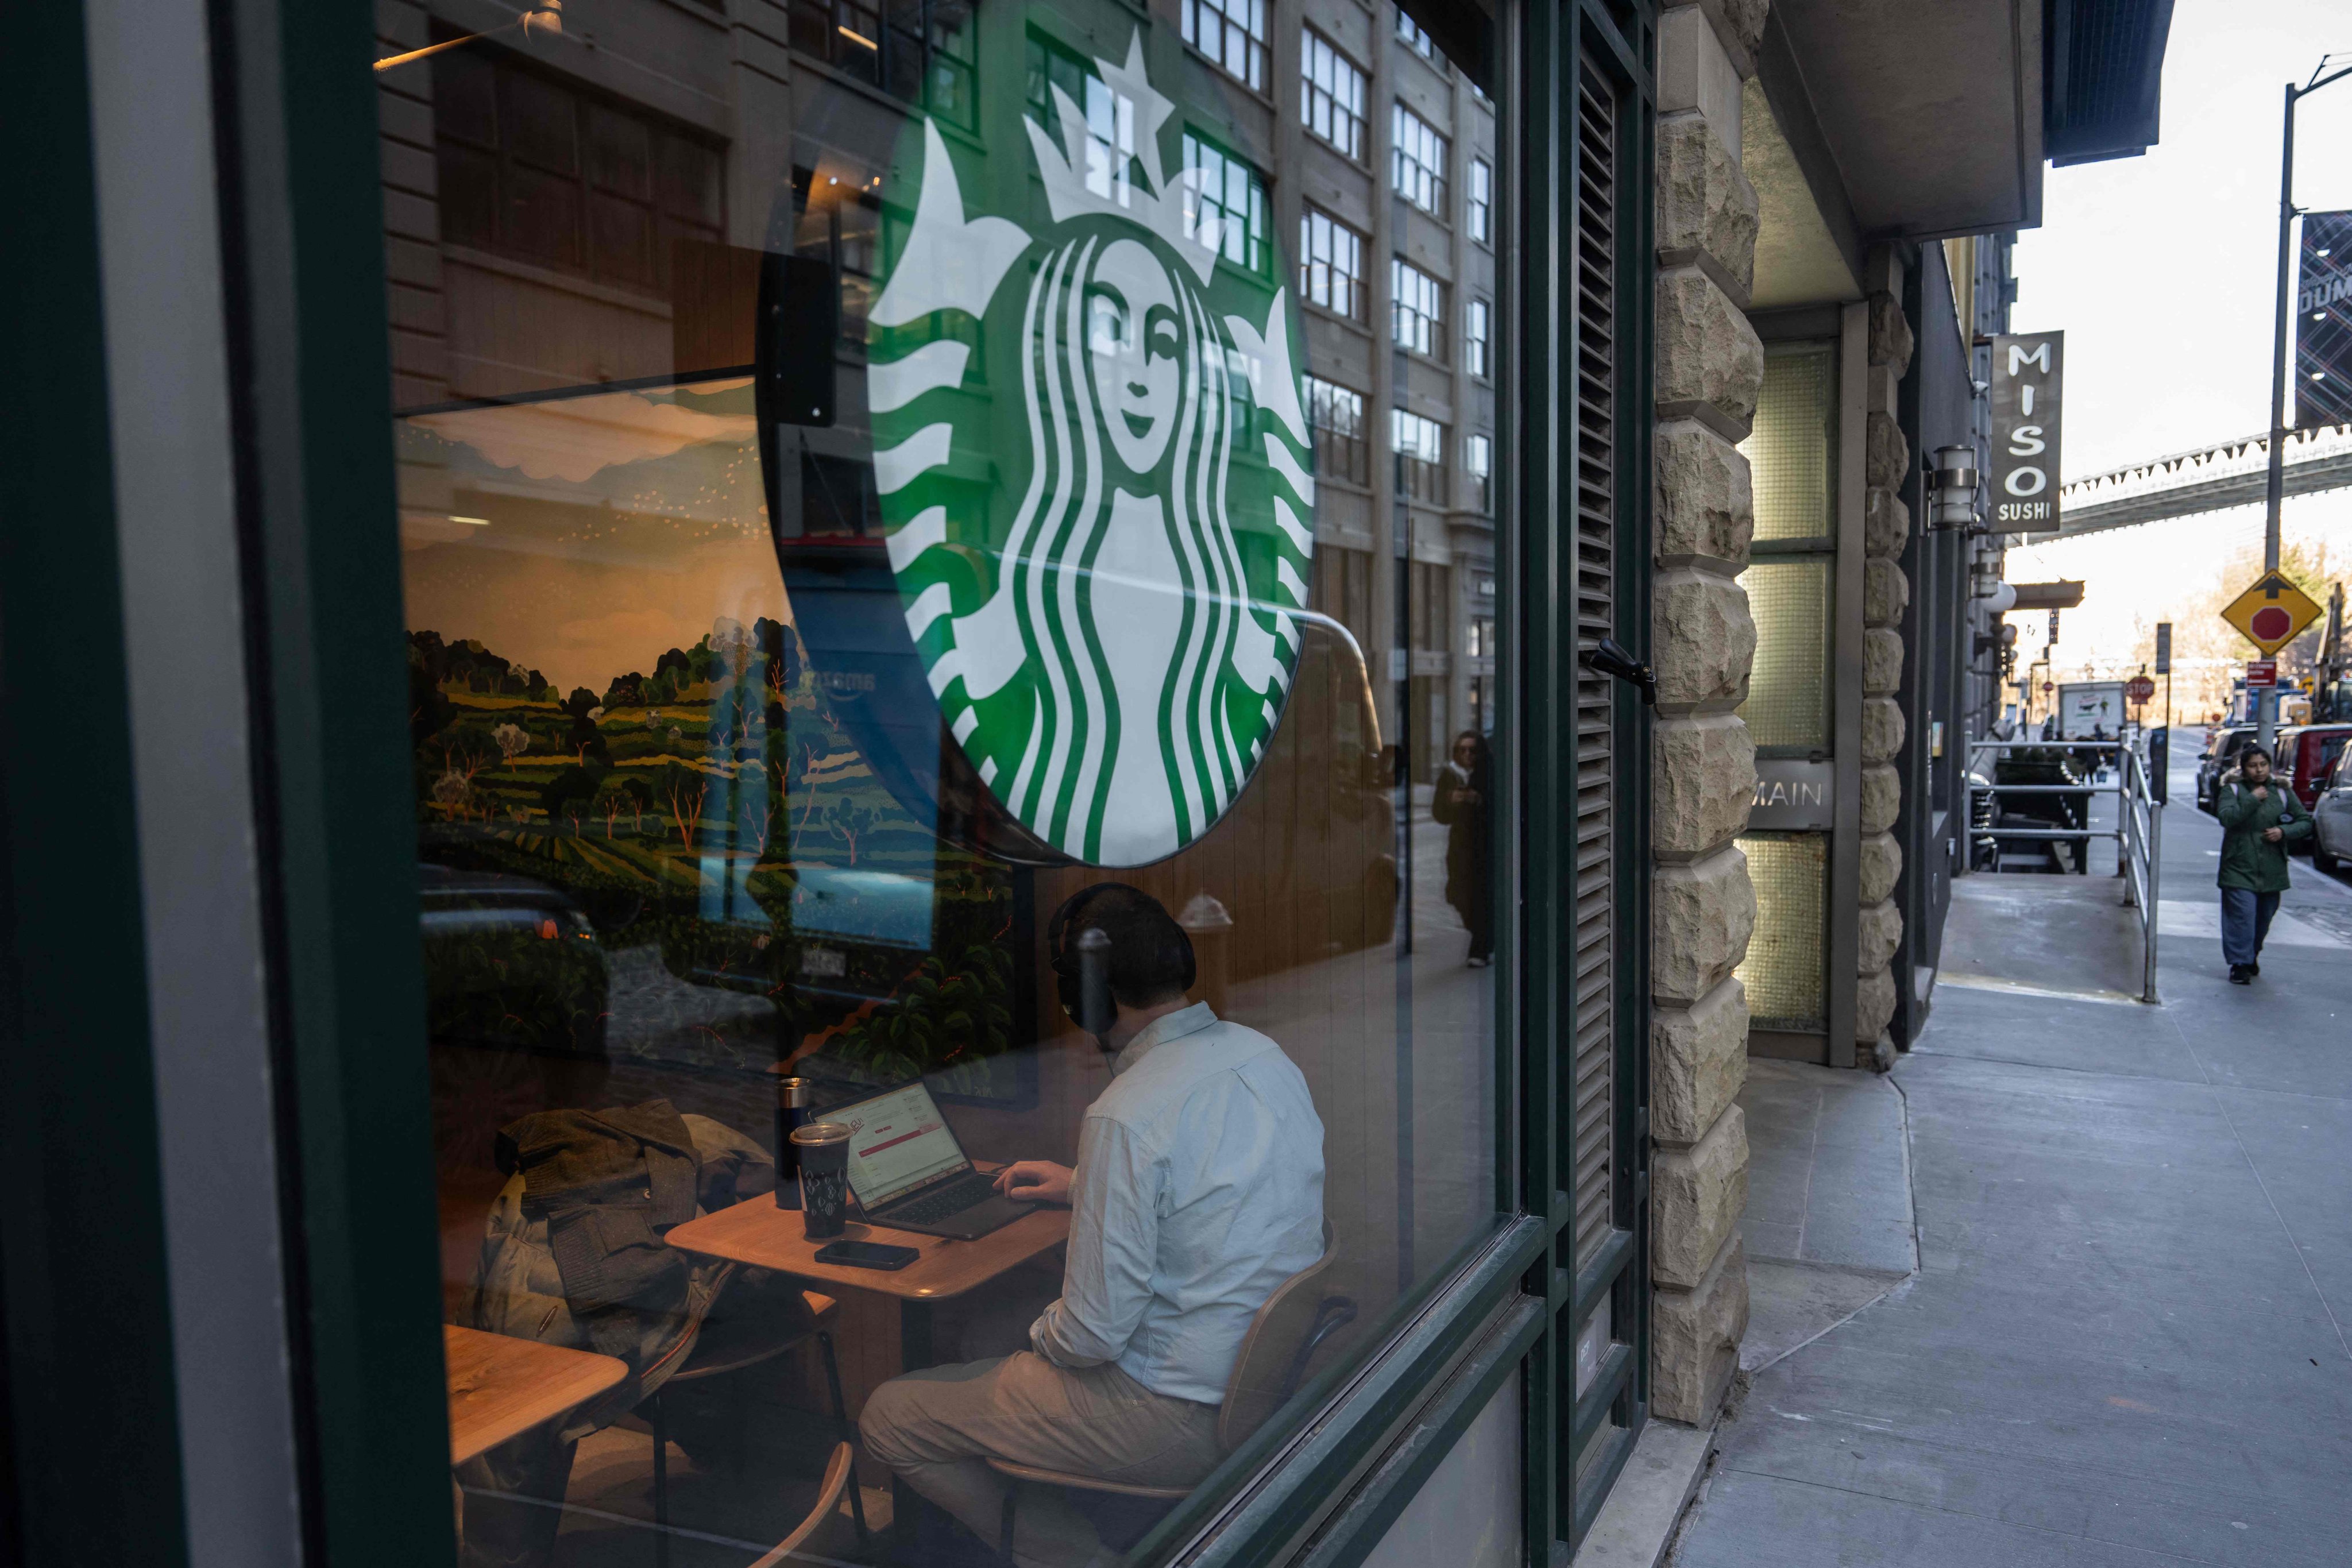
[1990,331,2064,531]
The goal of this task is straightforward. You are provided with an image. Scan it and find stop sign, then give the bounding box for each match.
[2127,675,2156,704]
[2250,605,2295,642]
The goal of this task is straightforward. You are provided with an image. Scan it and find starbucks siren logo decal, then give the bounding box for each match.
[866,32,1314,866]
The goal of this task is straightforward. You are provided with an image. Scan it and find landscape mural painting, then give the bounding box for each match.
[398,375,1029,1179]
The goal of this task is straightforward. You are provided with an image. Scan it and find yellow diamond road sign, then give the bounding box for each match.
[2220,571,2323,656]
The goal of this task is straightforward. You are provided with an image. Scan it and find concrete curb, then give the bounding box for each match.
[1574,1419,1716,1568]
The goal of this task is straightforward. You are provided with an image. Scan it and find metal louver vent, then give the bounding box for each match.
[1569,60,1617,1270]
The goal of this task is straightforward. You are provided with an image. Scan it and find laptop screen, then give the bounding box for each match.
[834,1080,969,1209]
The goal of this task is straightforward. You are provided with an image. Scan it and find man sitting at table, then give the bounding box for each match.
[860,883,1326,1564]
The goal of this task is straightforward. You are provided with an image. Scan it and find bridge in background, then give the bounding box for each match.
[2022,422,2352,539]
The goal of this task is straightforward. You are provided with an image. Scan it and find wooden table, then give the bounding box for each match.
[444,1324,632,1466]
[664,1198,1071,1365]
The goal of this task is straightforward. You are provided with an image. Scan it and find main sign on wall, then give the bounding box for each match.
[2297,211,2352,428]
[1990,331,2064,532]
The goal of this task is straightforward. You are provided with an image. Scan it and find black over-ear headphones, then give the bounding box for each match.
[1048,883,1123,1040]
[1046,883,1196,1043]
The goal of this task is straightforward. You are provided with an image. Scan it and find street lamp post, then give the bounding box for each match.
[2257,57,2352,756]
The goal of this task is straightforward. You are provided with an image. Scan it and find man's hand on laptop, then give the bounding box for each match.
[992,1160,1073,1206]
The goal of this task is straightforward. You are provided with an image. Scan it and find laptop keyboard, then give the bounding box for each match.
[887,1170,1005,1226]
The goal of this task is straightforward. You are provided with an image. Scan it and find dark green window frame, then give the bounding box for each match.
[41,2,1662,1566]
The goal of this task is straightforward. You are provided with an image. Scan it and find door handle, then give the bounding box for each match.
[1582,636,1656,707]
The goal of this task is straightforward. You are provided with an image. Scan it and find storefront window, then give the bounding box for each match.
[383,6,1507,1563]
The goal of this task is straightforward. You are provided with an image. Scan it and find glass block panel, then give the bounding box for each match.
[1741,344,1833,542]
[1737,558,1830,748]
[1737,832,1828,1027]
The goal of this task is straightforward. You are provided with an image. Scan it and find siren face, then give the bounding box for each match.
[1088,240,1183,474]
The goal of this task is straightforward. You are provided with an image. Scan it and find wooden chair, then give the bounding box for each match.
[990,1224,1356,1558]
[743,1440,856,1568]
[635,1264,867,1559]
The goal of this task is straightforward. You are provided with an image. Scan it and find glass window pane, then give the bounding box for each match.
[1736,833,1828,1027]
[380,10,1510,1561]
[1737,558,1832,748]
[1743,344,1835,542]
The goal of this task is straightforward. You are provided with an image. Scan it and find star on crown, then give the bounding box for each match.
[1023,31,1223,284]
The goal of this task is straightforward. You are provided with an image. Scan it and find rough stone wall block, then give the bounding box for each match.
[1861,696,1907,765]
[1652,978,1749,1148]
[1652,845,1758,1005]
[1652,1235,1748,1424]
[1864,489,1910,560]
[1859,831,1903,906]
[1656,268,1765,431]
[1869,290,1915,377]
[1655,421,1756,570]
[1654,713,1758,858]
[1657,111,1760,294]
[1654,571,1758,713]
[1855,966,1897,1045]
[1864,558,1910,628]
[1652,1106,1748,1289]
[1860,765,1901,836]
[1857,899,1903,975]
[1863,627,1905,695]
[1866,411,1910,491]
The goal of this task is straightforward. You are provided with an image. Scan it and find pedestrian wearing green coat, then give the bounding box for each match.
[2214,746,2312,983]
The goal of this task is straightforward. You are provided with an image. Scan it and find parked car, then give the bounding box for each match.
[419,864,613,1161]
[2270,723,2352,820]
[2314,747,2352,875]
[2196,724,2256,813]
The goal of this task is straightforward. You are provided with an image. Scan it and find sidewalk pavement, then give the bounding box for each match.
[1667,758,2352,1567]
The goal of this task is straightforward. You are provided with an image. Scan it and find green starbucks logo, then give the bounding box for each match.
[866,30,1313,866]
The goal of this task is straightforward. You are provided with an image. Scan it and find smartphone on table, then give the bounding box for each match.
[813,1239,921,1271]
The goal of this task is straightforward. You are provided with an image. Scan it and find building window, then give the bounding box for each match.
[1181,130,1270,276]
[1393,407,1449,504]
[1312,544,1376,666]
[1300,207,1368,322]
[1392,258,1446,360]
[1301,28,1368,161]
[1180,0,1269,94]
[1391,104,1450,215]
[1745,345,1836,541]
[789,169,889,346]
[786,0,978,129]
[1467,614,1497,658]
[1410,561,1451,653]
[432,49,724,294]
[1396,6,1438,59]
[1306,374,1370,485]
[1465,297,1491,378]
[1026,30,1138,206]
[1466,432,1493,512]
[1467,156,1493,243]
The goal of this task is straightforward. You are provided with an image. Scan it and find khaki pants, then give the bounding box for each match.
[859,1353,1222,1567]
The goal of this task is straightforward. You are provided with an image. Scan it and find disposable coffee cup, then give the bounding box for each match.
[774,1077,811,1209]
[791,1122,852,1239]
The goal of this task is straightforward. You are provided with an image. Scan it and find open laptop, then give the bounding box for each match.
[830,1079,1034,1239]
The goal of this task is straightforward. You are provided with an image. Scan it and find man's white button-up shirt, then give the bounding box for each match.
[1029,1002,1327,1404]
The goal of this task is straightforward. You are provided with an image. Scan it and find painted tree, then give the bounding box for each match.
[824,798,877,866]
[664,765,709,850]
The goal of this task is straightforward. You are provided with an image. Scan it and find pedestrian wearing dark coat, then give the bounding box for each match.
[2214,745,2312,984]
[1431,729,1493,966]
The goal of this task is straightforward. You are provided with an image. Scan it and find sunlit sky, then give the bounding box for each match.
[2003,0,2352,684]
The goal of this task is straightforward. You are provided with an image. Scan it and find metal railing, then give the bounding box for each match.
[1965,737,2162,1002]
